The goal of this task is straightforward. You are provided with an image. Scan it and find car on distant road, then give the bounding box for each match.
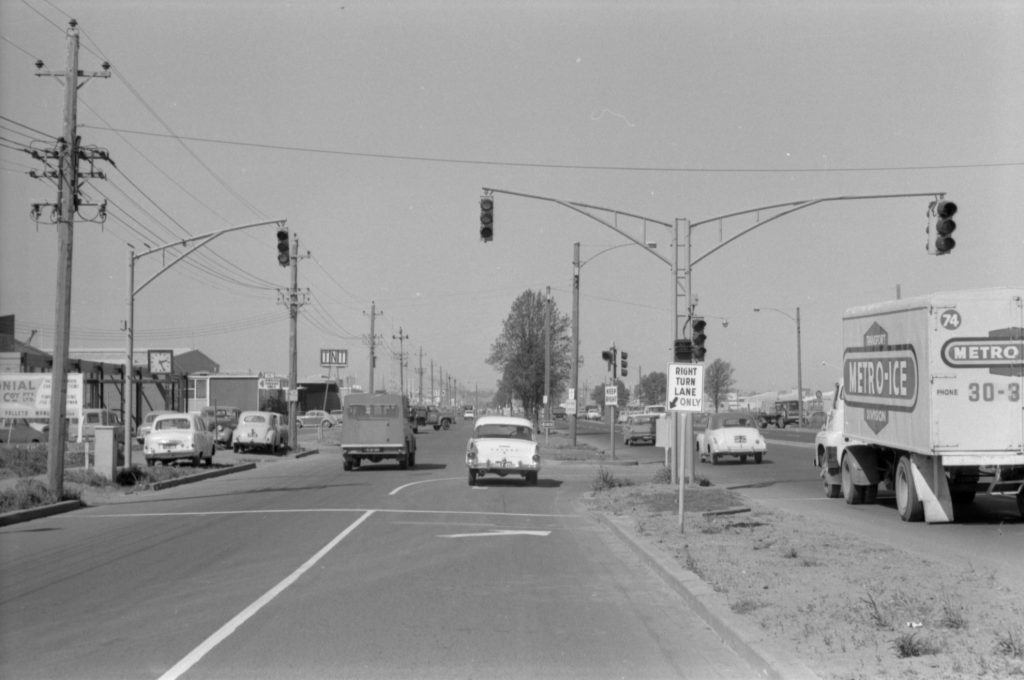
[136,410,177,445]
[296,409,337,429]
[143,412,216,466]
[463,406,475,419]
[330,409,344,424]
[466,415,540,486]
[0,417,48,444]
[232,411,287,453]
[696,412,767,465]
[584,407,603,421]
[623,414,658,446]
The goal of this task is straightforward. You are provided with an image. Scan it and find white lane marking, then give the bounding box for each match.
[389,476,463,495]
[157,509,376,680]
[438,529,551,538]
[72,507,578,519]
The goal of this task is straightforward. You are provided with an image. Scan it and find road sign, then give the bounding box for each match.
[667,363,704,412]
[258,377,281,390]
[320,348,348,366]
[605,385,618,405]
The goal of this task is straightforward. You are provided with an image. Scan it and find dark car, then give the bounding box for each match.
[0,418,49,444]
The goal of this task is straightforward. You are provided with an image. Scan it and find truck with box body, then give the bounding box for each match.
[340,392,417,470]
[814,288,1024,522]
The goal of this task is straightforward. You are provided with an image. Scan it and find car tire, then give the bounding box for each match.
[468,469,478,486]
[740,454,748,464]
[711,453,719,465]
[824,479,842,498]
[343,460,353,471]
[841,456,865,504]
[526,471,538,485]
[754,451,763,464]
[895,456,924,522]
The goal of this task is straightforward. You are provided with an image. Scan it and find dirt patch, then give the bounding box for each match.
[583,469,1024,680]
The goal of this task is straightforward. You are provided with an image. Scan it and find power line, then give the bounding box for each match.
[80,123,1024,174]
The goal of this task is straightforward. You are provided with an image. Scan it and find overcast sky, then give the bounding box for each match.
[2,0,1022,403]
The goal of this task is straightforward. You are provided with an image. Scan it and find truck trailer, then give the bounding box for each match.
[814,288,1024,523]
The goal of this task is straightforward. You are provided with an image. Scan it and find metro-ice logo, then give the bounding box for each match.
[843,322,919,434]
[941,327,1024,377]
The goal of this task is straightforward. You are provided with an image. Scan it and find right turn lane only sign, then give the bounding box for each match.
[668,363,704,412]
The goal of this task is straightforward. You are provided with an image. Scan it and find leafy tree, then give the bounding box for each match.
[636,371,667,406]
[487,290,573,420]
[703,358,735,413]
[590,379,630,409]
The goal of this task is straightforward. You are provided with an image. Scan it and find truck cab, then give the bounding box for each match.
[340,393,417,470]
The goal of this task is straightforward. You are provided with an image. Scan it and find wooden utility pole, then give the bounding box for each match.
[365,302,383,392]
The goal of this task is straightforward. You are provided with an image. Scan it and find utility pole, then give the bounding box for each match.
[32,20,109,496]
[393,328,409,398]
[417,347,424,403]
[280,235,309,452]
[544,286,552,428]
[570,242,580,445]
[365,302,383,392]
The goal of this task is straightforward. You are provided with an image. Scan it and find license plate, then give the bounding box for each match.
[734,436,747,443]
[162,442,176,449]
[364,448,382,453]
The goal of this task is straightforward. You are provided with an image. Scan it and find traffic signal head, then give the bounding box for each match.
[276,227,290,267]
[479,196,494,242]
[674,338,693,362]
[601,347,617,372]
[692,317,707,361]
[931,200,957,255]
[620,352,628,377]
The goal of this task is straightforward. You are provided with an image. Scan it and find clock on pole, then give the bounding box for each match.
[147,349,174,375]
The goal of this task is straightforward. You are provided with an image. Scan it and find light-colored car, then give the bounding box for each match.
[466,415,540,486]
[136,410,177,445]
[143,412,216,466]
[623,414,658,446]
[232,411,287,453]
[585,408,603,421]
[696,412,767,465]
[296,409,337,429]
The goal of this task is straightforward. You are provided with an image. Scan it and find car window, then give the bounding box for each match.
[242,414,267,423]
[156,418,191,430]
[476,424,533,440]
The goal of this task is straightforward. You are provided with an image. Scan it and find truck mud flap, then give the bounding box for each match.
[910,454,954,524]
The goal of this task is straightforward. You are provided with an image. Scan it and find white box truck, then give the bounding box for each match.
[814,288,1024,522]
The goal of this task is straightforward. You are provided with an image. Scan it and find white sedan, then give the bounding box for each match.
[296,409,337,429]
[143,413,216,466]
[466,415,540,486]
[696,412,767,465]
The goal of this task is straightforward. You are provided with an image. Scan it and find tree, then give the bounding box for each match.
[636,371,667,406]
[487,290,573,420]
[703,358,735,413]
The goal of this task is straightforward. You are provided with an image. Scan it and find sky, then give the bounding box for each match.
[1,0,1022,406]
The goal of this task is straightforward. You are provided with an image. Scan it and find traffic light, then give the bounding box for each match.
[930,199,957,255]
[479,196,494,242]
[674,338,693,362]
[601,347,617,375]
[276,226,290,267]
[692,317,707,361]
[620,351,628,377]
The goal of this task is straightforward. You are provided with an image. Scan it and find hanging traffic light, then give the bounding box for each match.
[601,347,617,376]
[692,317,707,361]
[479,196,494,242]
[673,338,693,362]
[620,351,628,377]
[276,226,290,267]
[930,199,957,255]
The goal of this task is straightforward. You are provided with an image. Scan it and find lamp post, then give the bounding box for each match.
[753,306,803,428]
[570,240,657,445]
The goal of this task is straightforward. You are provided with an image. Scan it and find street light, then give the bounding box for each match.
[570,240,656,445]
[753,306,803,428]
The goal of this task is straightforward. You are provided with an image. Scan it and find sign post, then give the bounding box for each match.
[668,362,705,533]
[605,384,618,460]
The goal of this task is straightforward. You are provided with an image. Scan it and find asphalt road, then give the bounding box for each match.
[0,421,760,680]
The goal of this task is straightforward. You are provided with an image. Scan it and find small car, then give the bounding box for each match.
[206,407,241,448]
[466,415,540,486]
[296,409,337,429]
[0,417,48,444]
[623,414,658,446]
[463,406,475,419]
[136,410,177,444]
[143,413,216,466]
[233,411,287,453]
[585,409,603,421]
[696,412,767,465]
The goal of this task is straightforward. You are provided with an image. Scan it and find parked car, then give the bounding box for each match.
[296,409,337,429]
[232,411,287,453]
[0,417,48,444]
[585,409,603,421]
[329,409,344,425]
[136,410,177,444]
[696,412,767,465]
[70,408,125,454]
[623,414,658,446]
[551,406,567,420]
[201,406,241,448]
[466,415,540,486]
[143,412,216,466]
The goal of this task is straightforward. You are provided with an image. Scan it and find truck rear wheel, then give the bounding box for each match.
[824,478,842,498]
[842,456,865,505]
[895,456,924,522]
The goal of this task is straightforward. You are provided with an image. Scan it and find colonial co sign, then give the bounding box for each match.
[0,373,84,418]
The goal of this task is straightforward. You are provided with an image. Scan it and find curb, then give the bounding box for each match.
[0,499,83,527]
[595,512,820,680]
[151,462,257,490]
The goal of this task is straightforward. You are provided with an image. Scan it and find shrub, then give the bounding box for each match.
[894,632,940,658]
[0,478,79,514]
[591,468,634,492]
[651,466,672,484]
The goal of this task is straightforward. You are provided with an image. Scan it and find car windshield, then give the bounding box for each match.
[475,424,533,440]
[242,414,267,423]
[347,404,400,419]
[712,414,755,428]
[155,418,191,430]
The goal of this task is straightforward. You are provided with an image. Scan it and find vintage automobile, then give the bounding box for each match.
[340,393,416,470]
[696,412,767,465]
[200,406,242,448]
[143,412,216,466]
[466,415,540,486]
[622,414,658,446]
[232,411,287,453]
[296,409,337,429]
[0,418,48,444]
[136,409,177,445]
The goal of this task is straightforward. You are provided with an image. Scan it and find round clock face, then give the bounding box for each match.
[150,352,171,373]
